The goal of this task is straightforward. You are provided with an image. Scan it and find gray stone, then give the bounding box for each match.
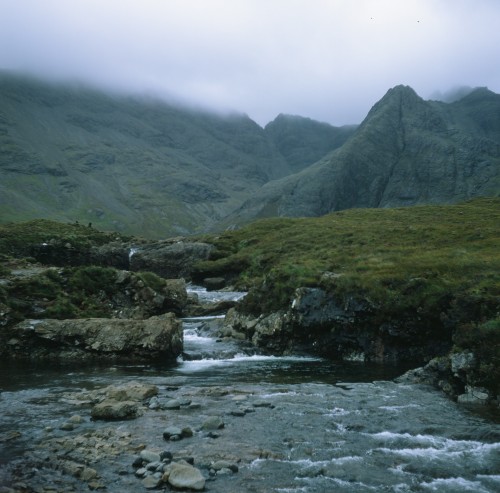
[201,416,224,430]
[142,475,162,490]
[91,399,143,420]
[451,351,476,374]
[164,462,205,491]
[457,386,490,405]
[6,316,183,361]
[140,449,162,463]
[163,426,183,441]
[211,460,239,473]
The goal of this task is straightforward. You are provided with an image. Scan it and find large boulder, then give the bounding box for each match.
[163,462,206,491]
[2,315,182,361]
[129,240,213,279]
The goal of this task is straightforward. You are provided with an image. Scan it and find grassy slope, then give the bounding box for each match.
[196,198,499,310]
[0,73,290,237]
[196,198,500,391]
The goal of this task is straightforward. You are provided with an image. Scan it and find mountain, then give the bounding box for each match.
[0,73,294,237]
[222,85,500,226]
[1,73,499,236]
[264,114,357,172]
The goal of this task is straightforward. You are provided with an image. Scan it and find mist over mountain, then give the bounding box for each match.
[1,72,499,237]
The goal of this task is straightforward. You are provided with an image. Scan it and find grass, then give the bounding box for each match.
[195,197,500,317]
[0,219,131,258]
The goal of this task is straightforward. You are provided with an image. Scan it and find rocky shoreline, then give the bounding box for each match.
[0,379,283,492]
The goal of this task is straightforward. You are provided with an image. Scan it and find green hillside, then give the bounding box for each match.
[0,73,289,237]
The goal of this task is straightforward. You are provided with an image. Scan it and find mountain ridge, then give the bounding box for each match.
[221,84,500,227]
[1,73,499,237]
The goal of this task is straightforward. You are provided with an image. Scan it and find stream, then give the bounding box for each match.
[0,286,499,492]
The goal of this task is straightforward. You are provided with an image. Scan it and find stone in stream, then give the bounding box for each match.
[210,460,239,473]
[163,462,205,491]
[142,475,162,490]
[140,449,162,463]
[91,399,143,420]
[201,416,225,431]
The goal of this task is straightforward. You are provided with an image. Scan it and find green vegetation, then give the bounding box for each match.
[0,219,130,258]
[196,197,500,316]
[196,198,500,392]
[5,266,119,320]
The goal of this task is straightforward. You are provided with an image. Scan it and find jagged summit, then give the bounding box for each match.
[220,84,500,226]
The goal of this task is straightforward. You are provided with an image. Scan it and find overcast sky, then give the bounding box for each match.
[1,0,499,126]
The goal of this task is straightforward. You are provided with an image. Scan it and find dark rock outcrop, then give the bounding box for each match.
[2,315,183,361]
[129,240,214,279]
[224,286,452,363]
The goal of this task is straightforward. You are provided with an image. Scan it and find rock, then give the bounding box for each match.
[164,398,182,409]
[0,431,21,442]
[451,351,477,375]
[163,426,183,441]
[68,414,84,424]
[140,449,162,463]
[230,410,246,417]
[4,315,183,361]
[211,460,239,473]
[203,277,226,290]
[201,416,225,431]
[148,396,161,409]
[129,241,214,279]
[142,475,162,489]
[91,400,143,420]
[106,382,158,401]
[164,462,205,491]
[457,386,490,405]
[80,467,98,481]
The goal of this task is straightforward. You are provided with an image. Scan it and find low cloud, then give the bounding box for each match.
[1,0,499,126]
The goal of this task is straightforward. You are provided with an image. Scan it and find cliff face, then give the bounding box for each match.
[224,86,500,225]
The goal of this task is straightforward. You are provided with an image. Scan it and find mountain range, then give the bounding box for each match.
[1,72,498,237]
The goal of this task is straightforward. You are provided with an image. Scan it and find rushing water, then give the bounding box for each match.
[0,286,499,492]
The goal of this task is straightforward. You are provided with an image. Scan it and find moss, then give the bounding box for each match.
[137,271,166,292]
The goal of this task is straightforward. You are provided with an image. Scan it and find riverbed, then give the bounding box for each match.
[0,287,499,492]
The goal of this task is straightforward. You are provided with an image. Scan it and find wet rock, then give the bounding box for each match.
[163,462,206,491]
[201,416,225,431]
[129,240,213,279]
[142,475,162,489]
[140,449,162,463]
[0,431,21,442]
[230,409,246,417]
[91,399,143,420]
[211,460,239,473]
[253,400,274,408]
[457,386,490,405]
[5,315,183,361]
[163,426,183,441]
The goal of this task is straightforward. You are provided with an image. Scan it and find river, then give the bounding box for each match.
[0,286,499,492]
